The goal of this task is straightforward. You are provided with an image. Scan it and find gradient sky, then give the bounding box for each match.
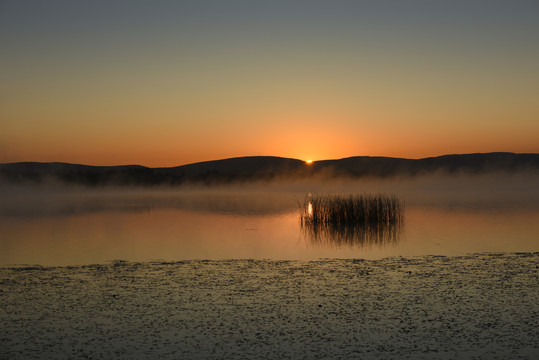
[1,0,538,166]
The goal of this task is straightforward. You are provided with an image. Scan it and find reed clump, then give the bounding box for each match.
[299,193,404,246]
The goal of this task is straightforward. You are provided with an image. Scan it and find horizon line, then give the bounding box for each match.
[1,151,536,168]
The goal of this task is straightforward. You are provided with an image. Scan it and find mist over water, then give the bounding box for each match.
[1,172,538,266]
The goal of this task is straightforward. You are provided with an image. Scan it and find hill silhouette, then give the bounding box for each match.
[1,153,538,187]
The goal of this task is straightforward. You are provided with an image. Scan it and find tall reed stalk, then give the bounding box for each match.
[299,193,404,246]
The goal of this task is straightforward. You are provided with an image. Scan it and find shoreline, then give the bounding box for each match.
[2,252,538,359]
[2,251,538,269]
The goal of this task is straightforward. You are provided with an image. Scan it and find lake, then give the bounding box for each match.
[1,173,538,266]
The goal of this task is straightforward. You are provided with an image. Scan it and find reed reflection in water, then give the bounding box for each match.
[300,193,404,247]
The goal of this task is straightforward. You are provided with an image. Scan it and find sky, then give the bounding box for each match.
[1,0,538,166]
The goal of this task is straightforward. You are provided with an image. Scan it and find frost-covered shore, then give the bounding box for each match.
[2,253,538,359]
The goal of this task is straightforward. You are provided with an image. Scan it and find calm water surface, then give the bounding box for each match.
[1,175,538,266]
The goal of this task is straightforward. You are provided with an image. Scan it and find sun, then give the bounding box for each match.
[306,160,313,164]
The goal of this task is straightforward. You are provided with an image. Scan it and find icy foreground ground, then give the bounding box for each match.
[1,253,538,359]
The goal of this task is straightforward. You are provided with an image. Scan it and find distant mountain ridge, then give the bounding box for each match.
[1,153,538,186]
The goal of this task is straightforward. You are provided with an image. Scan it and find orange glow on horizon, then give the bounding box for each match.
[2,109,538,167]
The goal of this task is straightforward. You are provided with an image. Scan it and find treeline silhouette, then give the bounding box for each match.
[1,153,538,187]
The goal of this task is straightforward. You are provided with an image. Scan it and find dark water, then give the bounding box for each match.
[1,174,538,266]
